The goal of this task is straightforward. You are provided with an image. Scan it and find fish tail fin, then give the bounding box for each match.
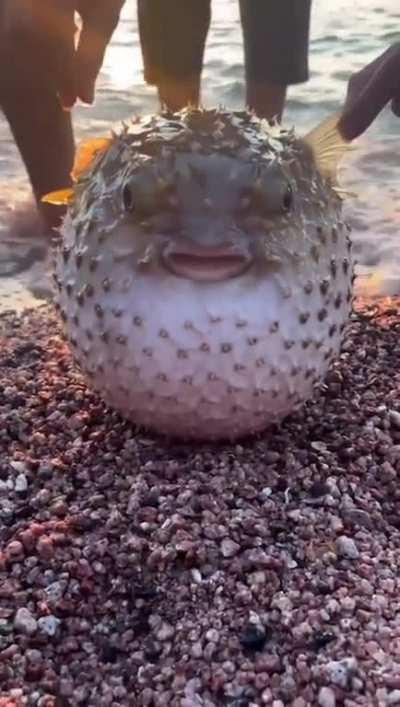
[303,111,354,184]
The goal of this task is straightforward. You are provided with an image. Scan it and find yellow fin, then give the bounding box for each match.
[72,137,113,180]
[303,111,352,184]
[41,188,75,206]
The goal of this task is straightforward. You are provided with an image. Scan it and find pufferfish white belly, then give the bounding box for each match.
[57,225,351,440]
[46,108,355,440]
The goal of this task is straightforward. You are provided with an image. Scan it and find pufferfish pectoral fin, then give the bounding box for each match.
[41,136,113,206]
[41,188,75,205]
[303,111,353,185]
[71,137,113,180]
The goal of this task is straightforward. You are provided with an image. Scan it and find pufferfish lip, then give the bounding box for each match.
[161,243,254,282]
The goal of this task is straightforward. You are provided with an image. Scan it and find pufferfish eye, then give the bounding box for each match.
[122,184,135,212]
[244,172,295,215]
[282,183,293,211]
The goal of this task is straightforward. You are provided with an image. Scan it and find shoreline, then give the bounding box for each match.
[1,298,400,706]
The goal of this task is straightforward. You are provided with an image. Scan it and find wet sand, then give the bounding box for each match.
[1,297,400,706]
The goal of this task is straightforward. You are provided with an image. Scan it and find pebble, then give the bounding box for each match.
[9,460,27,473]
[6,540,24,561]
[14,473,28,492]
[205,629,220,643]
[313,632,335,650]
[191,641,203,658]
[240,624,268,652]
[335,535,360,560]
[26,649,43,663]
[1,302,400,704]
[318,686,336,707]
[44,581,65,602]
[280,673,297,699]
[36,536,54,560]
[389,410,400,430]
[220,538,241,558]
[156,622,175,641]
[343,508,372,529]
[37,615,61,637]
[387,690,400,705]
[191,568,203,584]
[0,619,12,635]
[326,657,358,688]
[14,607,37,635]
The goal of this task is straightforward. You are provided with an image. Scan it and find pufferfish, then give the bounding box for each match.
[44,108,354,441]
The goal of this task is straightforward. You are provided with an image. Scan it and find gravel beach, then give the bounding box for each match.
[1,298,400,707]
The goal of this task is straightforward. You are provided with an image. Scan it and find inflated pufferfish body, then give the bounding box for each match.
[46,109,354,440]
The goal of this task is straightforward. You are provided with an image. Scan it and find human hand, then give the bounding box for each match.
[3,0,124,109]
[73,1,125,107]
[338,43,400,140]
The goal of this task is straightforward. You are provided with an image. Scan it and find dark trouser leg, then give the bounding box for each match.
[0,50,74,231]
[239,0,311,121]
[137,0,211,111]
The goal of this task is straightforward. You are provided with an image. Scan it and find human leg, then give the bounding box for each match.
[239,0,311,121]
[137,0,211,111]
[0,51,74,231]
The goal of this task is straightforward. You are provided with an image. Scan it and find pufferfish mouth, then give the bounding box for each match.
[161,244,253,282]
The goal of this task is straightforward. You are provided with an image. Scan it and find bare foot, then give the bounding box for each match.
[0,202,50,278]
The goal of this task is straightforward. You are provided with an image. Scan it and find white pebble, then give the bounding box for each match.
[261,689,273,704]
[191,641,203,658]
[220,538,240,558]
[37,615,61,636]
[318,686,336,707]
[387,690,400,705]
[44,581,65,602]
[14,607,37,635]
[15,474,28,493]
[205,628,219,643]
[190,568,203,584]
[156,621,174,641]
[341,596,356,612]
[330,515,344,533]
